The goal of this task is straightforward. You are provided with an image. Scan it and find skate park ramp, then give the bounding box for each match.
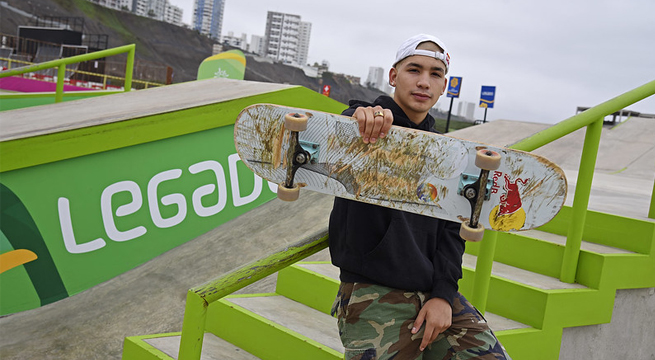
[0,86,654,359]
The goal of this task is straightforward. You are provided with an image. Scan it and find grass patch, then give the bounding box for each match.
[434,118,477,133]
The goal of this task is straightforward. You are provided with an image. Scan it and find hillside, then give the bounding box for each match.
[1,0,214,82]
[1,0,389,104]
[0,0,472,126]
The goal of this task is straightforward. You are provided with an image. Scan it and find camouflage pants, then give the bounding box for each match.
[331,282,512,360]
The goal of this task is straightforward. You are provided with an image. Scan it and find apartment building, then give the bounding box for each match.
[163,2,184,26]
[366,66,385,90]
[87,0,182,27]
[192,0,225,39]
[263,11,311,65]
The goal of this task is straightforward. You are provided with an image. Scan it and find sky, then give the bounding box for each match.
[168,0,655,124]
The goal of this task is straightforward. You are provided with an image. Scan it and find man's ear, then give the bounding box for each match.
[441,77,448,95]
[389,67,397,86]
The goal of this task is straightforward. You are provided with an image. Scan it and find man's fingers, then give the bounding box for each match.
[420,327,433,351]
[369,106,385,143]
[412,310,425,335]
[354,107,367,137]
[363,111,377,143]
[380,108,393,138]
[353,106,393,144]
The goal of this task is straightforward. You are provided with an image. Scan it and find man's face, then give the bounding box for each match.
[389,42,448,124]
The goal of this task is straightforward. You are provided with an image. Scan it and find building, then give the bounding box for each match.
[297,21,311,66]
[249,35,265,56]
[263,11,311,65]
[457,101,476,120]
[131,0,147,16]
[88,0,183,26]
[221,32,248,51]
[88,0,132,11]
[366,66,385,91]
[132,0,165,20]
[163,2,183,26]
[193,0,225,40]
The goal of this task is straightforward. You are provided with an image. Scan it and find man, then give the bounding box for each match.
[329,34,511,360]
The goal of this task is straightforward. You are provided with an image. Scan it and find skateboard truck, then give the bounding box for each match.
[458,173,493,201]
[278,113,311,201]
[459,149,501,242]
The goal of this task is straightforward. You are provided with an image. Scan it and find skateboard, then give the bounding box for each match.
[234,104,567,241]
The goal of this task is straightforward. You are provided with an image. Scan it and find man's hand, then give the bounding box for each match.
[352,106,393,144]
[411,297,452,351]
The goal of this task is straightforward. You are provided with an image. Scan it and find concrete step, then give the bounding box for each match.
[141,332,261,360]
[280,262,532,333]
[465,226,645,291]
[520,229,634,255]
[221,293,530,356]
[228,295,344,354]
[285,259,608,332]
[462,253,586,291]
[209,294,343,360]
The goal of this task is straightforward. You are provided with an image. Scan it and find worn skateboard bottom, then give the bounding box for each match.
[234,104,567,232]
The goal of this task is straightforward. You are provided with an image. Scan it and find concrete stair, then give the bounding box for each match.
[142,333,260,360]
[123,208,654,360]
[209,261,535,360]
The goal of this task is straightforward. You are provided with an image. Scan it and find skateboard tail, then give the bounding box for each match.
[234,104,289,185]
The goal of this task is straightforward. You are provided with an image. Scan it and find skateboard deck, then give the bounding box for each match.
[234,104,567,234]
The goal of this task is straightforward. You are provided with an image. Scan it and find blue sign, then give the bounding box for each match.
[479,85,496,108]
[446,76,462,98]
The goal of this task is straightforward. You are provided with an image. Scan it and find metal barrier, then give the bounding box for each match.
[0,56,163,90]
[0,44,136,102]
[175,79,655,359]
[471,79,655,313]
[179,229,329,360]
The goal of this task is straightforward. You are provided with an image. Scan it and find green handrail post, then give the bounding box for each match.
[511,80,655,153]
[471,230,498,314]
[55,64,66,103]
[649,179,655,220]
[0,44,137,99]
[560,118,604,283]
[124,45,135,91]
[177,229,329,360]
[178,291,208,360]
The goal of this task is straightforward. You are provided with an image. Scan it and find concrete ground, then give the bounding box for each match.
[1,116,653,359]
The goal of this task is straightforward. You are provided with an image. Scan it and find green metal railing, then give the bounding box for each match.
[0,56,161,90]
[471,79,655,313]
[176,79,655,359]
[178,229,329,360]
[0,44,135,102]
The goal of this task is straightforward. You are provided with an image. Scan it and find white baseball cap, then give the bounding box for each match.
[393,34,450,73]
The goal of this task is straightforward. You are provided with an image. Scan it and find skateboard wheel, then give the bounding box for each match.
[459,221,485,242]
[475,149,501,171]
[277,183,300,201]
[284,113,308,132]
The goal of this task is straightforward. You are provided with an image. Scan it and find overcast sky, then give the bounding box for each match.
[169,0,655,124]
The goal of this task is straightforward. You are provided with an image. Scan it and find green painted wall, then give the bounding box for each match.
[0,82,346,315]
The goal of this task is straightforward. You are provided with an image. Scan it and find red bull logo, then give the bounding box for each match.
[490,172,529,231]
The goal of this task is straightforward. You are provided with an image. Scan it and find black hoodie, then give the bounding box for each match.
[328,95,465,306]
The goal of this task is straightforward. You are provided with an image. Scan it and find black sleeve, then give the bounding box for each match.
[430,220,466,307]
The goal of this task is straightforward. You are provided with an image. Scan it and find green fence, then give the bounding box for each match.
[174,79,655,360]
[470,79,655,313]
[0,44,135,103]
